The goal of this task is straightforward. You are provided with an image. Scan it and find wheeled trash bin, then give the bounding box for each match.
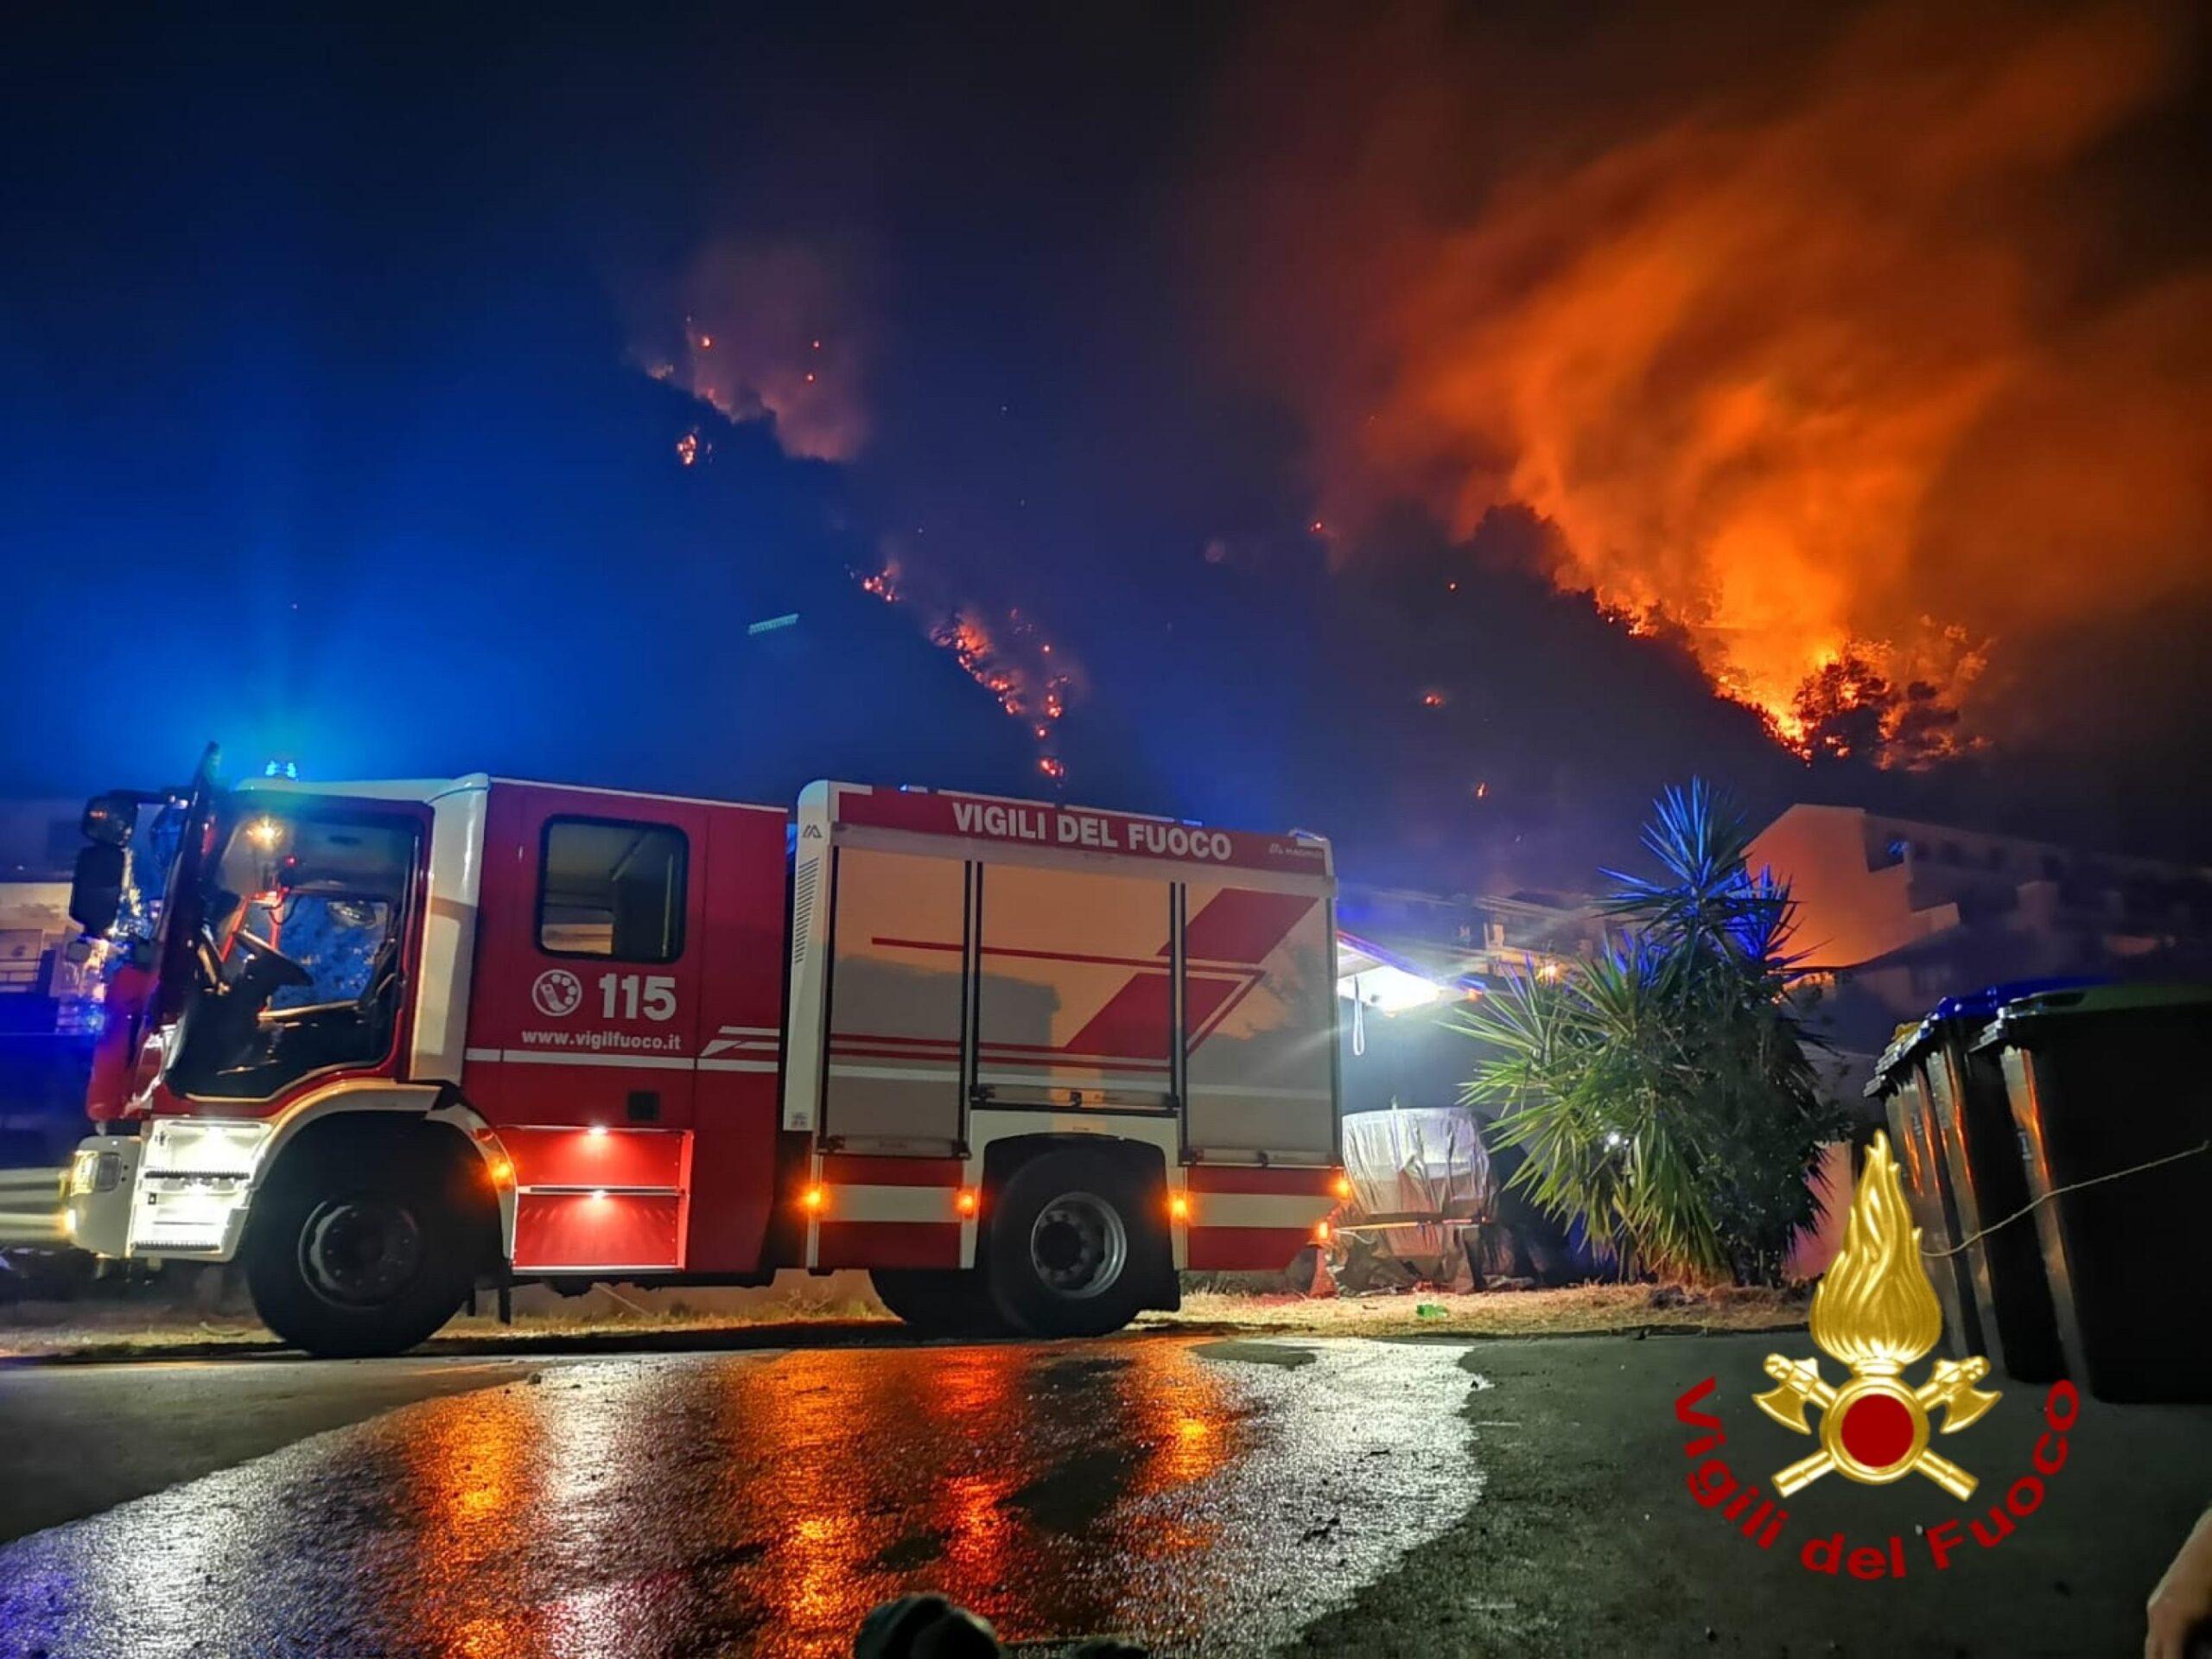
[1974,984,2212,1402]
[1869,982,2080,1382]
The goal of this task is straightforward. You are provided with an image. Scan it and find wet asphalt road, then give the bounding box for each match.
[0,1337,1484,1658]
[0,1356,532,1544]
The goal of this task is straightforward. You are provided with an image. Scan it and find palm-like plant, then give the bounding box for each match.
[1457,781,1845,1284]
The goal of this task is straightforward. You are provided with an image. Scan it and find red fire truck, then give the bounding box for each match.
[60,752,1343,1356]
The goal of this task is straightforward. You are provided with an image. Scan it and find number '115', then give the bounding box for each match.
[600,973,676,1021]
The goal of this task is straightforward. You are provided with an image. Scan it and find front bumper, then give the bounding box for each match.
[66,1119,276,1262]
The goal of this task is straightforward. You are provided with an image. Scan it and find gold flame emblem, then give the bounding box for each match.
[1755,1132,2000,1499]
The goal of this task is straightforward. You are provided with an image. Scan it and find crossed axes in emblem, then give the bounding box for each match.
[1755,1355,2001,1501]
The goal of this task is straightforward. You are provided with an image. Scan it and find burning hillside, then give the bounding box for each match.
[861,556,1079,784]
[639,240,1084,784]
[1206,1,2212,766]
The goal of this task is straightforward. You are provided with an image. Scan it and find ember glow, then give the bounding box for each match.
[639,238,1080,779]
[639,239,865,463]
[858,561,1079,783]
[1216,2,2212,766]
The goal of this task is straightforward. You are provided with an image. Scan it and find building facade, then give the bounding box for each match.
[1749,803,2212,1060]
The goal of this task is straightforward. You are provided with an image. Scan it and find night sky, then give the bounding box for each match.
[3,4,2206,891]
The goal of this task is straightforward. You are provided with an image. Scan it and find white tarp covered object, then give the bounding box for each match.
[1338,1105,1498,1270]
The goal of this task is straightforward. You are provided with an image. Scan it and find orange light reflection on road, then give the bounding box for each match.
[721,1356,892,1652]
[925,1349,1020,1594]
[398,1382,546,1659]
[1115,1344,1243,1558]
[381,1342,1263,1659]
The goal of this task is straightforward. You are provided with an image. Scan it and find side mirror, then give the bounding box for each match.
[81,792,139,848]
[69,842,128,934]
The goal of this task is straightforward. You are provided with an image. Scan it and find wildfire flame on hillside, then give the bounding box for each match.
[860,561,1078,783]
[1211,1,2212,766]
[642,237,1078,779]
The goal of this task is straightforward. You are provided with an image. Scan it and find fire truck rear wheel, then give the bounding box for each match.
[868,1268,1007,1338]
[985,1151,1162,1338]
[245,1136,479,1358]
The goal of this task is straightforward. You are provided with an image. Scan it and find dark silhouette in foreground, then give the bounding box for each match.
[856,1594,1148,1658]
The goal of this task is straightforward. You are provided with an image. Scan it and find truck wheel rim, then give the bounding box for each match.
[1029,1192,1127,1300]
[301,1198,424,1307]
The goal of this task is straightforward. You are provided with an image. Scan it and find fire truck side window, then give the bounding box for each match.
[537,818,688,962]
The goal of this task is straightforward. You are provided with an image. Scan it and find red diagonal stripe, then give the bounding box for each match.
[1181,889,1317,966]
[1063,971,1173,1062]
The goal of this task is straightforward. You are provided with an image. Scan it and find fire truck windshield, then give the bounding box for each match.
[163,805,421,1101]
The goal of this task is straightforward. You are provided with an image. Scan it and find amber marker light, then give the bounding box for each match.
[1331,1173,1352,1201]
[955,1189,978,1217]
[1169,1193,1191,1223]
[802,1185,826,1213]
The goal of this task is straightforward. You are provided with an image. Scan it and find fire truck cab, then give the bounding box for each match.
[61,757,1343,1356]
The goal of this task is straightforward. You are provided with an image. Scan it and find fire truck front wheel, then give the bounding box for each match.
[245,1133,482,1358]
[985,1151,1164,1338]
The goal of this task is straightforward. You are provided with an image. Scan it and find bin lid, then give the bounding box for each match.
[1868,1025,1929,1096]
[1866,976,2107,1096]
[1931,976,2108,1026]
[1970,982,2212,1052]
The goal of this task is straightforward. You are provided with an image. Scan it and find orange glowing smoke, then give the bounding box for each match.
[641,238,866,462]
[1210,3,2212,763]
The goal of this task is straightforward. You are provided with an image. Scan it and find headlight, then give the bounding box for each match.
[68,1147,122,1196]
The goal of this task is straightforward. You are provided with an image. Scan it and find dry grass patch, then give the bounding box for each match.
[2,1275,1804,1359]
[1147,1281,1807,1338]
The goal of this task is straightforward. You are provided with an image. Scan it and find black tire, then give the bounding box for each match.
[985,1151,1163,1338]
[869,1268,1008,1338]
[245,1132,482,1358]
